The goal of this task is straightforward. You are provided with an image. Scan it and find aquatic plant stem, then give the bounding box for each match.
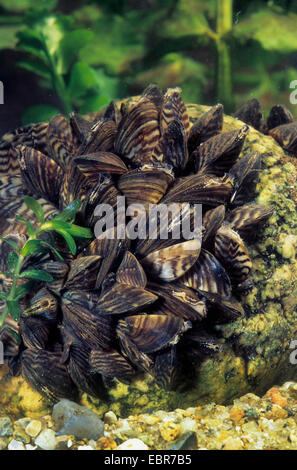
[216,0,234,113]
[41,33,72,116]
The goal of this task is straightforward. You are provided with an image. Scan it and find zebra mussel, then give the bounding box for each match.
[0,85,273,401]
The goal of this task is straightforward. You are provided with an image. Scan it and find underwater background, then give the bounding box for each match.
[0,0,297,134]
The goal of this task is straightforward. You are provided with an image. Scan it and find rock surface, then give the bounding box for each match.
[52,399,105,440]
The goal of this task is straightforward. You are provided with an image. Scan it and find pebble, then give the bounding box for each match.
[77,445,94,450]
[117,439,148,450]
[35,429,58,450]
[0,417,13,437]
[52,399,104,440]
[25,420,42,438]
[222,437,244,450]
[8,440,26,450]
[104,411,118,425]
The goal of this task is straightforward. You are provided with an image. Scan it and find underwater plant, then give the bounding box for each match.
[0,85,278,402]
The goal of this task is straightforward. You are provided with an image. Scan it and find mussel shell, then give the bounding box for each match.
[194,126,249,176]
[160,88,190,136]
[202,205,225,247]
[115,96,160,165]
[16,145,64,206]
[98,282,158,315]
[74,152,128,181]
[22,288,58,321]
[0,122,48,175]
[188,104,223,154]
[269,122,297,155]
[148,282,206,321]
[21,348,78,403]
[116,251,147,288]
[180,249,231,298]
[62,290,116,349]
[234,99,262,130]
[152,119,188,170]
[117,325,154,374]
[162,173,234,206]
[229,153,261,206]
[267,105,293,131]
[118,165,173,207]
[64,255,102,290]
[78,119,116,154]
[19,316,53,350]
[117,313,189,354]
[90,348,135,382]
[62,336,107,398]
[141,239,201,281]
[46,114,76,169]
[226,203,273,238]
[214,224,252,283]
[153,345,181,391]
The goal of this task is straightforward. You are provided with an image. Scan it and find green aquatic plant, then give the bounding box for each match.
[0,197,93,334]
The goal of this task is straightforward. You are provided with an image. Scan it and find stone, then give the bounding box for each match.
[222,437,244,450]
[52,399,105,440]
[8,439,25,450]
[104,411,118,425]
[35,429,58,450]
[0,103,297,417]
[25,420,42,438]
[117,439,148,450]
[0,417,13,437]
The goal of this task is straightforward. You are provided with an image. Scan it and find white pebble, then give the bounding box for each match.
[8,440,25,451]
[117,439,148,450]
[35,429,58,450]
[77,445,94,450]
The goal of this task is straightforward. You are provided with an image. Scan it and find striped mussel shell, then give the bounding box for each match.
[0,84,275,396]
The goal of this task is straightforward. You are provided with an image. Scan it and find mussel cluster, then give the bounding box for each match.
[234,99,297,156]
[0,86,274,402]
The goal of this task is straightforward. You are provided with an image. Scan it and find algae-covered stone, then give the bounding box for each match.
[0,104,296,419]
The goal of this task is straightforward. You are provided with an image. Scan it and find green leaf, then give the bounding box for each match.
[7,251,19,274]
[20,269,54,281]
[21,239,46,256]
[68,62,98,99]
[233,10,297,53]
[47,220,72,231]
[55,229,77,255]
[14,281,37,300]
[0,292,7,301]
[67,225,93,239]
[23,196,44,223]
[17,28,44,51]
[17,59,51,80]
[55,200,81,222]
[58,30,94,74]
[6,300,20,321]
[22,105,60,126]
[39,241,64,261]
[0,237,20,253]
[16,216,35,237]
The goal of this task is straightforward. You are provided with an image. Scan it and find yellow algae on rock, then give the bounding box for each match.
[160,422,181,441]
